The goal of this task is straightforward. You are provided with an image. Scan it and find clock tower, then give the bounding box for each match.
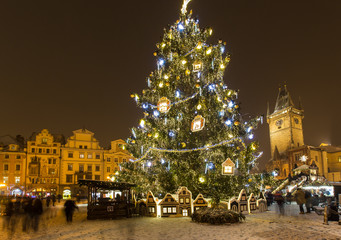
[267,85,304,159]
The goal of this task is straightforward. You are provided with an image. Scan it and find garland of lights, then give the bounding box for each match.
[134,137,246,162]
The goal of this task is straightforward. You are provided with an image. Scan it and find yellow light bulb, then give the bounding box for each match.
[154,133,159,138]
[161,43,166,48]
[228,134,233,138]
[206,48,212,55]
[220,64,225,69]
[164,75,169,80]
[199,177,205,183]
[159,82,164,88]
[197,104,202,110]
[209,29,213,35]
[181,59,187,65]
[196,42,202,49]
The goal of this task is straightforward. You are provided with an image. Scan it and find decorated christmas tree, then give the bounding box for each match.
[119,0,262,204]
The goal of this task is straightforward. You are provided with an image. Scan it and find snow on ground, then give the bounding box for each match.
[1,202,341,240]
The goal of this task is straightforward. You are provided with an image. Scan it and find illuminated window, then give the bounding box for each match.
[42,138,47,144]
[15,177,20,183]
[3,177,8,183]
[224,166,232,174]
[185,198,190,204]
[172,207,176,213]
[48,168,55,175]
[149,207,155,213]
[79,153,85,159]
[180,198,184,203]
[168,207,172,213]
[88,154,93,159]
[67,164,73,171]
[163,207,167,213]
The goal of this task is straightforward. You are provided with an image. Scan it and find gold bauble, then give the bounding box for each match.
[131,140,136,144]
[248,178,252,182]
[176,76,180,80]
[130,94,135,98]
[235,105,239,109]
[147,133,152,137]
[185,69,191,75]
[195,84,200,88]
[165,82,170,87]
[181,142,186,148]
[153,52,157,56]
[234,121,240,126]
[226,57,231,62]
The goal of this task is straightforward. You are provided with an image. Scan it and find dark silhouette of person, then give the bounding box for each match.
[51,195,56,206]
[64,200,78,223]
[22,197,33,232]
[32,198,43,231]
[57,194,62,203]
[46,196,51,207]
[3,198,14,232]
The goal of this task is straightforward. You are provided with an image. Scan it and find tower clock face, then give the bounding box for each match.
[275,119,283,127]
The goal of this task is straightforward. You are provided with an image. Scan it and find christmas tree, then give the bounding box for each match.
[119,0,261,204]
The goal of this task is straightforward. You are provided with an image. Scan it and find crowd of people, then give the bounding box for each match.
[1,195,79,236]
[265,188,339,221]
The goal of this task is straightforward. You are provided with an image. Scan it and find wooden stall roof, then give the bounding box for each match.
[78,180,136,190]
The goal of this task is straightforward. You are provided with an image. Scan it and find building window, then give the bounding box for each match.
[3,177,8,183]
[66,175,73,183]
[48,168,55,175]
[84,145,88,149]
[88,165,92,172]
[295,154,301,162]
[46,149,50,154]
[180,198,184,203]
[185,198,190,204]
[48,158,52,164]
[32,148,35,153]
[107,167,110,173]
[42,138,47,144]
[107,158,111,162]
[79,145,83,149]
[315,156,318,162]
[5,154,9,159]
[95,175,100,180]
[96,154,100,159]
[67,164,73,171]
[123,159,126,163]
[114,158,118,163]
[29,166,38,175]
[16,165,20,171]
[16,155,21,159]
[148,207,155,213]
[53,158,56,164]
[87,154,93,159]
[95,165,100,171]
[38,148,42,153]
[172,207,176,213]
[15,177,20,184]
[79,153,85,159]
[68,152,73,158]
[53,149,56,154]
[163,207,167,213]
[4,164,9,171]
[79,165,84,173]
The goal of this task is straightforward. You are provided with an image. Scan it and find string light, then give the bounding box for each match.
[140,119,145,128]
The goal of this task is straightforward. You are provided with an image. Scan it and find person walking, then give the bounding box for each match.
[294,188,306,214]
[32,198,43,232]
[64,199,79,223]
[46,196,51,207]
[51,195,56,206]
[305,191,312,213]
[22,197,33,232]
[274,191,285,215]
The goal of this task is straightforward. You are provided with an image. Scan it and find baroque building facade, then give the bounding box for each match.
[0,128,133,198]
[266,85,341,181]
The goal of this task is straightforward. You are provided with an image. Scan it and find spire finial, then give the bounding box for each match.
[181,0,192,15]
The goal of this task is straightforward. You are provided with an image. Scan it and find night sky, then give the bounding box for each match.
[1,0,341,168]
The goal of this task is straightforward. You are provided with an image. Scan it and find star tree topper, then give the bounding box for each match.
[181,0,192,15]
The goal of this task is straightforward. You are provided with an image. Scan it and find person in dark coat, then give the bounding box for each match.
[51,195,56,206]
[64,200,78,223]
[2,198,14,231]
[294,188,306,214]
[32,198,43,232]
[57,194,62,203]
[305,191,312,213]
[328,202,339,222]
[274,191,285,215]
[22,197,33,232]
[46,196,51,207]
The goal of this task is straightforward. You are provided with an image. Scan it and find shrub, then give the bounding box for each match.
[192,207,245,225]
